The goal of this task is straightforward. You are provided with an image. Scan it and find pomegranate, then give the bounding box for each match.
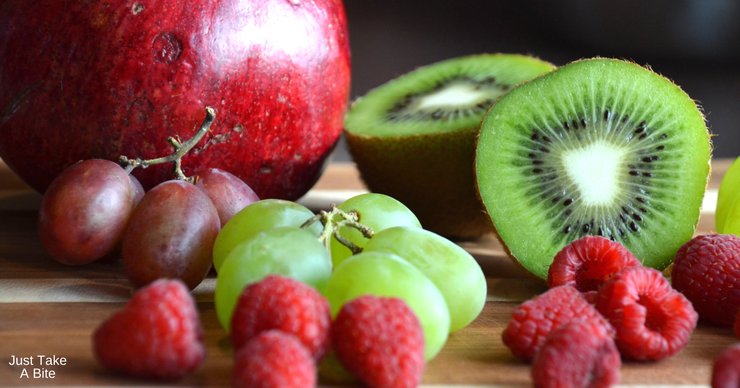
[0,0,351,199]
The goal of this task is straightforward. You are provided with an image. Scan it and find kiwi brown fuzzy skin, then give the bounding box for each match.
[346,126,492,239]
[345,54,556,240]
[474,57,712,278]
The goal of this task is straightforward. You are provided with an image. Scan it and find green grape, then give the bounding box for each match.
[324,251,450,360]
[212,199,320,272]
[717,156,740,233]
[363,226,486,333]
[214,227,332,331]
[330,193,421,267]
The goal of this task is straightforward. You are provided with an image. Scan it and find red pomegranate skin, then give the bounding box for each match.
[0,0,350,200]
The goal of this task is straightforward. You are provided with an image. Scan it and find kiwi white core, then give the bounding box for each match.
[563,142,626,206]
[416,81,492,110]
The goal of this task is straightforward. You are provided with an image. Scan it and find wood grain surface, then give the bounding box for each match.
[0,159,736,386]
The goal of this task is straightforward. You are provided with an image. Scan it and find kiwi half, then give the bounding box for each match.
[475,58,711,279]
[345,54,555,239]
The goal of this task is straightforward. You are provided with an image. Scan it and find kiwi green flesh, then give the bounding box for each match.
[345,54,556,137]
[475,58,711,279]
[716,156,740,232]
[718,195,740,235]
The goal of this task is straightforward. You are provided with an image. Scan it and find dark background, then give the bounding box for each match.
[333,0,740,161]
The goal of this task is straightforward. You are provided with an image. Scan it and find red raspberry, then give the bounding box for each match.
[502,285,614,361]
[332,295,425,388]
[93,279,205,379]
[595,266,697,361]
[712,343,740,388]
[233,330,316,388]
[548,236,640,293]
[532,320,620,388]
[230,275,331,359]
[735,309,740,339]
[672,234,740,327]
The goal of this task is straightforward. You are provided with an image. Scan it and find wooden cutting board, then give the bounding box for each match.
[0,159,736,386]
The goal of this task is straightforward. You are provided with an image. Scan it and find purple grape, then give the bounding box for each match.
[122,180,220,289]
[38,159,138,265]
[196,168,259,226]
[129,174,145,205]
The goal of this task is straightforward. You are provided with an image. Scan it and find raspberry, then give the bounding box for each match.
[93,279,205,380]
[548,236,640,293]
[672,234,740,327]
[230,275,331,359]
[332,295,425,388]
[735,309,740,339]
[502,285,614,361]
[595,266,697,361]
[712,343,740,388]
[233,330,316,388]
[531,320,620,388]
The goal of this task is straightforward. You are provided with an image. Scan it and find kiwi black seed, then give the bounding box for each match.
[475,58,711,279]
[344,54,555,239]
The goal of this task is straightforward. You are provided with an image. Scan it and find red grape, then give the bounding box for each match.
[129,174,145,205]
[195,168,259,226]
[122,180,220,289]
[38,159,138,265]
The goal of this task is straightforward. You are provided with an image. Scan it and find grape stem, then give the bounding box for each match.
[301,206,374,253]
[119,106,216,183]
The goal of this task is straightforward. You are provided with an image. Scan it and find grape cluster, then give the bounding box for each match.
[38,107,259,289]
[36,105,489,362]
[213,192,488,361]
